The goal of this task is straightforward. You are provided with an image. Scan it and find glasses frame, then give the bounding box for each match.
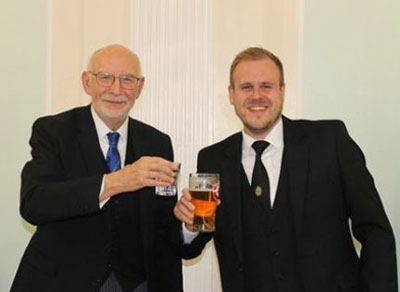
[89,71,141,90]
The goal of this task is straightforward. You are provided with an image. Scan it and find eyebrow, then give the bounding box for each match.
[239,81,274,86]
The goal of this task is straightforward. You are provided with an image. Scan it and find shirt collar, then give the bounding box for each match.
[91,105,128,144]
[242,117,284,155]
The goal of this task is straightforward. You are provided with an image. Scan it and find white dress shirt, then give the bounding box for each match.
[91,106,129,208]
[241,117,284,207]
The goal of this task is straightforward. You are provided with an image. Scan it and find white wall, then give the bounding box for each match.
[303,0,400,280]
[0,0,47,290]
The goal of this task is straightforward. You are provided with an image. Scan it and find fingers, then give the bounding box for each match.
[144,157,176,178]
[104,156,178,196]
[145,157,176,181]
[182,188,192,200]
[146,170,174,185]
[174,188,194,225]
[129,156,176,185]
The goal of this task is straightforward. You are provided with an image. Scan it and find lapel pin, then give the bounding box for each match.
[255,186,263,197]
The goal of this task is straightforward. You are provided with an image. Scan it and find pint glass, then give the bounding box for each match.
[189,173,220,232]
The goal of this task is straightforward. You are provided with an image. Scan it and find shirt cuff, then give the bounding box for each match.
[99,175,110,208]
[182,223,199,244]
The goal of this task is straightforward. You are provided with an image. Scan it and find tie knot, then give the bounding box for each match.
[252,140,269,156]
[107,132,120,146]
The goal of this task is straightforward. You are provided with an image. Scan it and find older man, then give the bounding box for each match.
[12,44,183,292]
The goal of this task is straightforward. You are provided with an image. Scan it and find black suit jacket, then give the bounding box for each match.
[11,105,183,292]
[183,116,397,292]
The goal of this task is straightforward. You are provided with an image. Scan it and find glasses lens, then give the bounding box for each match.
[119,75,138,89]
[96,73,114,87]
[92,72,139,89]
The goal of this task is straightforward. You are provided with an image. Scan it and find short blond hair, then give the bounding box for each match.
[230,47,284,87]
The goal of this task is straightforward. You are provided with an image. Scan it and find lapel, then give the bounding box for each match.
[126,119,156,226]
[76,105,108,175]
[219,132,244,264]
[282,116,309,235]
[76,108,144,174]
[125,118,142,165]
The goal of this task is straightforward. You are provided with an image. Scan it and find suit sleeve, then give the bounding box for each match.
[336,122,398,291]
[20,118,103,226]
[177,149,214,259]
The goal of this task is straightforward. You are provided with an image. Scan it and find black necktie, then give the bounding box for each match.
[106,132,121,172]
[251,140,270,209]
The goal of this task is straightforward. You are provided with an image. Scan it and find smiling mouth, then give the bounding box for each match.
[248,105,268,111]
[103,98,127,104]
[107,100,124,104]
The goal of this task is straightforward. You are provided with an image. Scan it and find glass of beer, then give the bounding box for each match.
[189,173,220,232]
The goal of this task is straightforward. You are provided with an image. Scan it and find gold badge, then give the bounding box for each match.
[255,186,263,197]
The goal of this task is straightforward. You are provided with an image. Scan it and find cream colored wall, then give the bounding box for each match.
[50,0,132,113]
[212,0,303,141]
[48,1,302,291]
[0,1,47,290]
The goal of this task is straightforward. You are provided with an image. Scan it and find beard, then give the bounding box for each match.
[238,99,283,138]
[94,95,133,123]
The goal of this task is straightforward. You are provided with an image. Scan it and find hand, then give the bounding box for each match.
[101,156,175,200]
[174,188,195,229]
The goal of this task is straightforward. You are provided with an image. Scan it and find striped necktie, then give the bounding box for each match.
[106,132,121,172]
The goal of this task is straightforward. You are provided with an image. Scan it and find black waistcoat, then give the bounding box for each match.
[104,195,145,291]
[241,156,304,292]
[102,147,146,292]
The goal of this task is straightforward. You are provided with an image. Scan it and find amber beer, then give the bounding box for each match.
[190,189,217,231]
[189,173,220,232]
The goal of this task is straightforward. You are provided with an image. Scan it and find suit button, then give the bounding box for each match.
[270,227,278,234]
[273,251,280,256]
[276,273,285,280]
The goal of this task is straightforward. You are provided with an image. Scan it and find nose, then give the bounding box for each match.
[109,77,122,95]
[251,87,264,99]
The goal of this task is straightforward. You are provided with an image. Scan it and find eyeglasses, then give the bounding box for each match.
[89,71,141,90]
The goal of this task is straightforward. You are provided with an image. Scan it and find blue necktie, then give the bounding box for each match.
[106,132,121,172]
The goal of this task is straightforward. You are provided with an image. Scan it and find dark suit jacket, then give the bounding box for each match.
[11,105,183,292]
[183,116,397,292]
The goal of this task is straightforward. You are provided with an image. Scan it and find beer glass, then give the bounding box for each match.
[189,173,220,232]
[155,162,181,196]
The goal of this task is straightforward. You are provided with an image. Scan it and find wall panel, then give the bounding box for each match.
[49,1,303,290]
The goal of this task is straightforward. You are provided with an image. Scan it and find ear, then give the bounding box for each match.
[81,71,92,95]
[135,77,145,99]
[280,84,286,101]
[228,85,235,105]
